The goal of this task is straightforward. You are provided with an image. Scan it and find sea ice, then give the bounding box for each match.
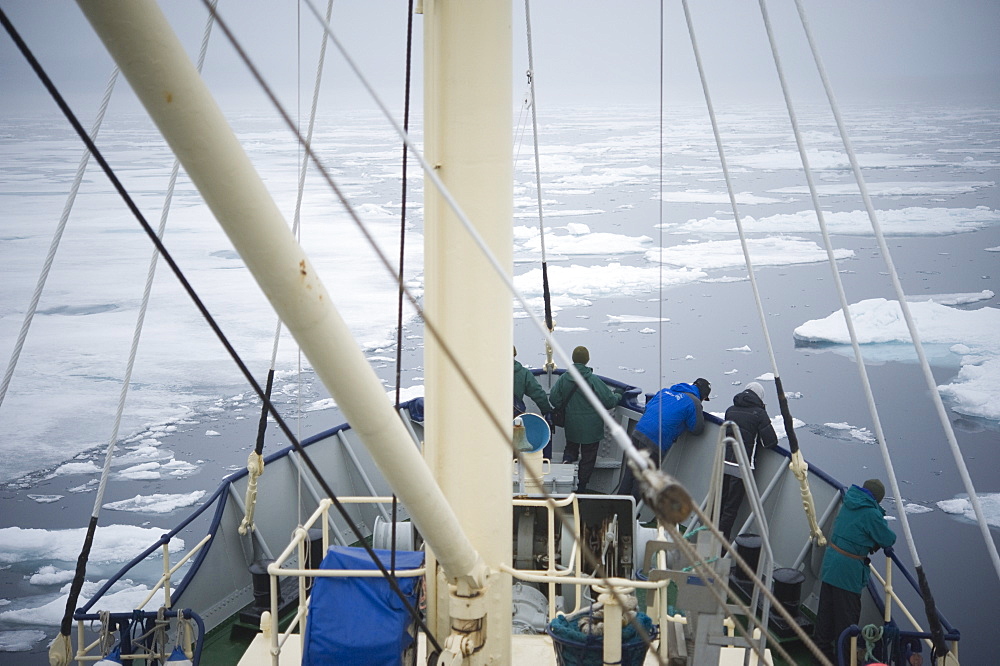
[673,206,1000,236]
[0,579,157,626]
[102,492,206,514]
[27,495,62,504]
[937,494,1000,528]
[644,237,853,270]
[795,298,1000,421]
[902,503,934,515]
[0,629,46,652]
[28,566,74,586]
[0,525,184,564]
[48,461,100,478]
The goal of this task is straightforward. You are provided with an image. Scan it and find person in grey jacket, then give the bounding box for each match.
[549,346,619,494]
[719,382,778,540]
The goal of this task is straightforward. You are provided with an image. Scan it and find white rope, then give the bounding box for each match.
[0,68,118,411]
[790,0,1000,583]
[680,1,779,379]
[278,0,335,363]
[657,0,664,387]
[513,84,532,167]
[299,0,642,469]
[93,2,219,513]
[680,0,825,544]
[290,0,334,532]
[755,0,927,567]
[523,0,548,267]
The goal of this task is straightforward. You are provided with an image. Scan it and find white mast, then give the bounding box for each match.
[73,0,489,588]
[422,0,514,661]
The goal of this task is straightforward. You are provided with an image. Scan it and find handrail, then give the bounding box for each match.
[718,422,774,660]
[500,562,668,591]
[134,534,213,611]
[882,548,959,635]
[868,560,961,659]
[262,497,428,664]
[70,608,205,666]
[511,494,583,614]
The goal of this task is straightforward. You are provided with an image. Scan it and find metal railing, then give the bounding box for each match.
[263,497,426,666]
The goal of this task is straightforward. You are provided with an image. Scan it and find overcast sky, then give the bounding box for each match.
[2,0,999,119]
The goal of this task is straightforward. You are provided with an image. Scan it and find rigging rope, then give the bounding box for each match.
[523,0,556,377]
[657,0,665,391]
[297,0,643,475]
[390,0,417,575]
[790,0,1000,586]
[39,3,219,649]
[2,7,448,656]
[759,0,957,655]
[268,4,675,659]
[240,0,335,538]
[0,68,117,412]
[679,0,824,545]
[664,504,834,666]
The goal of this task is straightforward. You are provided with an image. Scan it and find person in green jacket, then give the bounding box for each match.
[549,346,619,494]
[513,346,552,417]
[814,479,897,663]
[513,346,554,458]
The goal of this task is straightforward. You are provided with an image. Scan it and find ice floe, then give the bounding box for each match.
[644,237,853,270]
[671,207,1000,236]
[102,492,206,514]
[0,525,184,564]
[937,493,1000,528]
[794,297,1000,420]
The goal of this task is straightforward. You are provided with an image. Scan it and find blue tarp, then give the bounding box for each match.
[303,546,424,666]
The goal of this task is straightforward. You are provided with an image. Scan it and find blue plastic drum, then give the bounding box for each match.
[514,412,551,454]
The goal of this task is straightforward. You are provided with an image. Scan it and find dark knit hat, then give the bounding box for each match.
[863,479,885,503]
[572,346,590,364]
[693,377,711,401]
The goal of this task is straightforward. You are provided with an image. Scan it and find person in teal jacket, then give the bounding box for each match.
[814,479,897,663]
[549,346,619,493]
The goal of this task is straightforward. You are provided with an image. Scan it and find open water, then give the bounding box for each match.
[1,104,998,663]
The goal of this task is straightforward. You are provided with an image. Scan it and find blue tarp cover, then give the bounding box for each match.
[303,546,424,666]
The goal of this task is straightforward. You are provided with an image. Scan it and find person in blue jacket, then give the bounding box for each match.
[814,479,897,663]
[549,346,619,494]
[616,378,711,501]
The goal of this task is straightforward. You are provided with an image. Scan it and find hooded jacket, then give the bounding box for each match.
[821,485,897,594]
[723,388,778,475]
[633,383,705,453]
[549,363,619,444]
[513,360,552,414]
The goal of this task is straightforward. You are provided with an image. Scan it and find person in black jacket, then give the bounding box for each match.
[719,382,778,540]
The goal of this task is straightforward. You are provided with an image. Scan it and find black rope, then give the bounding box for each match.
[390,0,416,578]
[916,565,949,657]
[773,375,799,455]
[199,2,664,660]
[253,368,275,456]
[0,8,439,652]
[541,262,553,332]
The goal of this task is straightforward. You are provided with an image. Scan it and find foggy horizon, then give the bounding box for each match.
[2,0,998,120]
